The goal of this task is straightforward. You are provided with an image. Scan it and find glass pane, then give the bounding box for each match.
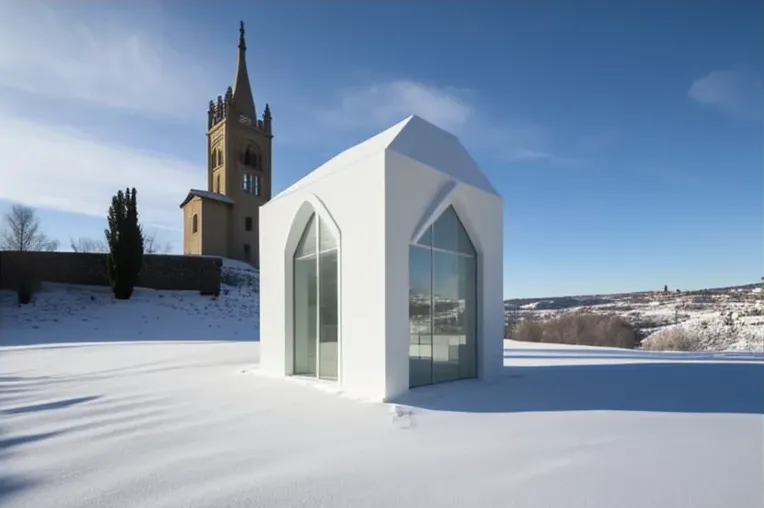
[318,250,339,380]
[416,225,433,247]
[456,214,476,256]
[458,255,477,379]
[295,214,317,258]
[432,206,458,252]
[318,216,337,252]
[432,250,460,384]
[409,245,432,388]
[293,255,317,376]
[432,334,459,384]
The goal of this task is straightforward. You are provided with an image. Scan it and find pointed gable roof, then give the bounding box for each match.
[273,115,498,200]
[388,115,498,195]
[179,189,234,209]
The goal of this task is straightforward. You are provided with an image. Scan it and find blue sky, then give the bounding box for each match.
[0,0,761,298]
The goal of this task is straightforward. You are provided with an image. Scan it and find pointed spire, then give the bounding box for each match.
[232,20,256,119]
[238,21,246,51]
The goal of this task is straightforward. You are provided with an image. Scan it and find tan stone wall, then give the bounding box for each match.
[228,125,272,267]
[201,200,230,258]
[0,251,221,295]
[182,88,271,267]
[183,197,203,255]
[209,123,226,192]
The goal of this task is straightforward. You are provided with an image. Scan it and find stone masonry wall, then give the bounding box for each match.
[0,251,221,295]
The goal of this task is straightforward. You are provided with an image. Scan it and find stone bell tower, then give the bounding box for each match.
[180,21,273,267]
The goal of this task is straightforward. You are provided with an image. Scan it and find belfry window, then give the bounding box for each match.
[243,146,259,169]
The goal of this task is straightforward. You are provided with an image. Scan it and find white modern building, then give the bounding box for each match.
[259,115,504,401]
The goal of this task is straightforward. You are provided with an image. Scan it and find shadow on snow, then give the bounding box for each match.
[1,395,100,416]
[394,360,764,415]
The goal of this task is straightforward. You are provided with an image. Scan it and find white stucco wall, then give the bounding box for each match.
[383,150,504,400]
[260,151,392,400]
[260,115,504,402]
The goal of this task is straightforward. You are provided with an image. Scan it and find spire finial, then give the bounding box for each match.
[238,21,246,51]
[231,20,255,119]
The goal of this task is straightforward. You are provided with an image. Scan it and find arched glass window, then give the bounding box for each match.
[192,213,199,233]
[293,212,339,380]
[409,206,477,388]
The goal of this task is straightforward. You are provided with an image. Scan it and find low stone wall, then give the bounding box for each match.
[0,251,221,295]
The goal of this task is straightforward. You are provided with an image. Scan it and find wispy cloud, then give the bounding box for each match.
[0,111,200,230]
[0,1,214,121]
[319,80,475,133]
[315,80,575,165]
[0,1,211,230]
[688,69,762,120]
[0,0,573,236]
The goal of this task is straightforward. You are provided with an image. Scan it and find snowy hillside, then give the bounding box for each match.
[506,284,764,352]
[0,258,259,346]
[1,265,764,507]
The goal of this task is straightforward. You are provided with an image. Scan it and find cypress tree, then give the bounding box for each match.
[105,187,145,299]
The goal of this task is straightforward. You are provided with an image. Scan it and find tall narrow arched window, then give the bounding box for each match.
[242,145,259,169]
[211,150,217,168]
[218,149,223,165]
[192,213,199,233]
[408,205,477,388]
[293,212,339,380]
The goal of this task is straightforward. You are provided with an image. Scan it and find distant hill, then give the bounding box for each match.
[505,282,761,311]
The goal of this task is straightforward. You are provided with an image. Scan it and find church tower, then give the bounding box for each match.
[180,21,273,267]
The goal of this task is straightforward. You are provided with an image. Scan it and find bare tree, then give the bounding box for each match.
[0,204,59,251]
[69,232,172,254]
[144,230,173,255]
[70,237,108,253]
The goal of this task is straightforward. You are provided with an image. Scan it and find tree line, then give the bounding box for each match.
[1,205,172,254]
[1,189,169,301]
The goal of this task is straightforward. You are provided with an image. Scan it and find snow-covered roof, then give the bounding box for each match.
[179,189,235,208]
[272,115,498,200]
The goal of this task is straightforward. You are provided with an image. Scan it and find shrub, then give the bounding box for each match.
[6,258,40,305]
[642,316,763,352]
[105,188,145,300]
[511,312,638,349]
[641,327,698,351]
[513,320,544,343]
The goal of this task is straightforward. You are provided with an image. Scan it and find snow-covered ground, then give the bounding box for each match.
[0,259,259,346]
[1,269,763,507]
